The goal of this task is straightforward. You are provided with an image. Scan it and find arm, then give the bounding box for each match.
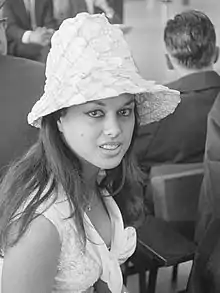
[204,96,220,162]
[3,1,46,58]
[2,215,60,293]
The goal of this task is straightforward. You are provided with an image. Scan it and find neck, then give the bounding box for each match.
[81,160,100,190]
[176,65,214,78]
[166,52,215,79]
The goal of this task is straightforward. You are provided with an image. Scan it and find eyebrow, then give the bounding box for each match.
[88,97,135,107]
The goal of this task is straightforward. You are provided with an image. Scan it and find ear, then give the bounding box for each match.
[213,46,219,64]
[57,118,64,133]
[165,53,174,70]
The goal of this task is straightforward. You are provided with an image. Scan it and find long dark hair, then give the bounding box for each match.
[0,106,145,250]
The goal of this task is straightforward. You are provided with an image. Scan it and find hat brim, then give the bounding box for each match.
[27,73,180,128]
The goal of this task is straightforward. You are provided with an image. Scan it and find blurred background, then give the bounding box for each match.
[123,2,220,292]
[1,1,218,292]
[123,0,220,84]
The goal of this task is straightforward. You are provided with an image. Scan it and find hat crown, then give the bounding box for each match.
[46,13,136,87]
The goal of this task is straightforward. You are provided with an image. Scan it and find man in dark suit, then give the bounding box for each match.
[195,93,220,242]
[0,0,45,176]
[182,94,220,293]
[3,0,57,62]
[133,10,220,175]
[183,97,220,291]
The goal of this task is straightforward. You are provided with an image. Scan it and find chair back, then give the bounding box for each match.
[0,57,45,177]
[149,163,204,240]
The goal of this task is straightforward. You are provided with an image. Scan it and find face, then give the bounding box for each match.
[0,17,7,55]
[57,94,135,170]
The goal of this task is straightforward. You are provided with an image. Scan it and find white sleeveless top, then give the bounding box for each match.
[0,190,137,293]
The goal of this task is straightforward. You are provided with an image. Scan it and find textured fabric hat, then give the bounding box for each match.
[28,13,180,128]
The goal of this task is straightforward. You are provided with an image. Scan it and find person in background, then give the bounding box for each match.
[53,0,119,27]
[195,93,220,243]
[184,94,220,293]
[0,13,180,293]
[3,0,57,62]
[0,0,45,178]
[133,10,220,177]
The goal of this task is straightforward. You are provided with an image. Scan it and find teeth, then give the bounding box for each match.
[101,144,119,150]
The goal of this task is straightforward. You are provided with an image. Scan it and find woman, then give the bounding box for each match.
[0,13,180,293]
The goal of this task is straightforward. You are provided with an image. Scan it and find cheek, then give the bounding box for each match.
[62,123,92,152]
[61,124,79,145]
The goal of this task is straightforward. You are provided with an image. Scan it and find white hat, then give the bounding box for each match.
[28,13,180,128]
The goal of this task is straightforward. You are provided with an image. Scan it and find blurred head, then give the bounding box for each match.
[164,10,218,70]
[0,0,7,55]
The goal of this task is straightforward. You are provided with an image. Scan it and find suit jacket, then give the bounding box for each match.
[187,218,220,293]
[195,93,220,243]
[133,71,220,174]
[3,0,57,60]
[53,0,88,26]
[0,55,45,177]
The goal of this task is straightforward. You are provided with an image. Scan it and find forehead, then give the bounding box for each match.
[84,93,135,108]
[64,93,135,117]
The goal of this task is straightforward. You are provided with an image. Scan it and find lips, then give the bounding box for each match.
[99,142,123,157]
[100,143,121,150]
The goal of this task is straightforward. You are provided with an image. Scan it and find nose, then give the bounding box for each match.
[103,114,122,138]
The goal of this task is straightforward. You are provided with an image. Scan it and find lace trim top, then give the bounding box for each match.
[35,190,137,293]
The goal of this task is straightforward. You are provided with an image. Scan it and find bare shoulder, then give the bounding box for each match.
[5,214,61,254]
[2,215,61,293]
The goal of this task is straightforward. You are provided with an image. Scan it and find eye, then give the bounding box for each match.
[87,110,104,118]
[0,18,7,30]
[118,108,133,117]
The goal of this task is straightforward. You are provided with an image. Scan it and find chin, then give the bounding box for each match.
[97,157,123,170]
